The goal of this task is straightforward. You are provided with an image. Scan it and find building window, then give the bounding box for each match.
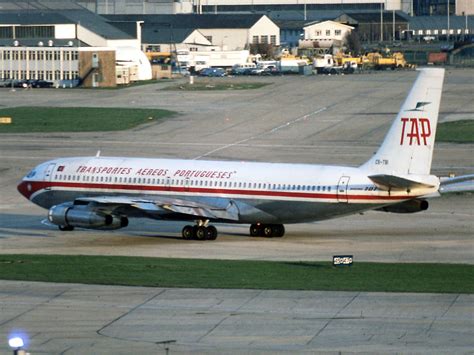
[260,35,268,44]
[252,35,258,44]
[0,26,13,39]
[270,35,276,45]
[335,29,342,36]
[316,30,322,36]
[326,30,331,36]
[190,47,198,51]
[15,25,54,39]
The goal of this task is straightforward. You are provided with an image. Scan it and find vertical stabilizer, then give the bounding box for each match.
[361,68,444,175]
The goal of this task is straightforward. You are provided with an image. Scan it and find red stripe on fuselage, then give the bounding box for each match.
[18,180,412,202]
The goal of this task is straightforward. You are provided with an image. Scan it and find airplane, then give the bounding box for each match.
[17,68,473,240]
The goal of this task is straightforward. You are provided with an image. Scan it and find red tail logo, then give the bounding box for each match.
[400,118,431,145]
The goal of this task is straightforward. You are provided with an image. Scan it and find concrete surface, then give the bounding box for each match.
[0,69,473,264]
[0,70,473,353]
[0,280,472,354]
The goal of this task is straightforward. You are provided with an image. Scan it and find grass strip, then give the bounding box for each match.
[162,82,270,91]
[436,120,474,143]
[0,107,176,133]
[0,254,472,293]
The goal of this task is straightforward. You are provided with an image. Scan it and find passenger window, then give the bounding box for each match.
[323,186,326,191]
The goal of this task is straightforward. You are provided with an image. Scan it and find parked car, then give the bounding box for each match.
[250,65,280,75]
[199,68,226,77]
[27,79,54,88]
[231,63,256,75]
[172,67,190,76]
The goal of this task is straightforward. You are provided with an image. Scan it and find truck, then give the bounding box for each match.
[366,52,409,70]
[177,50,250,73]
[313,54,358,74]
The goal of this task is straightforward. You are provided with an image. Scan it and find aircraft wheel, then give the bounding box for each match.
[59,225,74,231]
[195,226,207,240]
[182,225,194,240]
[249,224,261,237]
[263,225,274,238]
[273,224,285,238]
[206,226,218,240]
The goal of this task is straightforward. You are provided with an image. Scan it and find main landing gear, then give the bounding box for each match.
[249,223,285,238]
[181,221,286,240]
[182,220,218,241]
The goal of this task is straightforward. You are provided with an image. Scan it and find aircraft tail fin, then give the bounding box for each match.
[361,68,444,175]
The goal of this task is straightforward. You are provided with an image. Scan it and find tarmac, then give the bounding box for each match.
[0,280,473,354]
[0,69,473,353]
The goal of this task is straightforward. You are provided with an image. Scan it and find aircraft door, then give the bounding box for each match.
[337,176,350,203]
[43,163,56,181]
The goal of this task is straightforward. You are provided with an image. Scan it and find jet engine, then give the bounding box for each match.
[375,199,429,214]
[48,204,128,230]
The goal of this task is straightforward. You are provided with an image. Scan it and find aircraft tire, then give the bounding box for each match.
[263,225,274,238]
[195,226,207,240]
[273,224,285,238]
[182,225,194,240]
[206,226,218,240]
[249,224,261,237]
[58,225,74,231]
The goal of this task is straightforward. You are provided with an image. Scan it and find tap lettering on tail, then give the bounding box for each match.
[400,117,431,145]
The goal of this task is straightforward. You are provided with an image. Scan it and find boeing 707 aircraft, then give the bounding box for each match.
[17,68,473,240]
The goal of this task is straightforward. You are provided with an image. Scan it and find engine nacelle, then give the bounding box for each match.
[376,199,429,214]
[48,204,128,230]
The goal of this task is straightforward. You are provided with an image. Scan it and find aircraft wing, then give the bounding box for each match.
[75,196,241,221]
[438,174,474,194]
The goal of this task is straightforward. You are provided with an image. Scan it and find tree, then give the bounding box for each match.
[345,30,362,55]
[249,43,276,60]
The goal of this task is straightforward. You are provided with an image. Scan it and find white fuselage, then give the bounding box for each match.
[19,156,435,224]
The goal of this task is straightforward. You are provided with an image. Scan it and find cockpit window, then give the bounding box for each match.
[26,169,36,178]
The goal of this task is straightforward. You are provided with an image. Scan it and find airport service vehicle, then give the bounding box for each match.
[18,68,473,240]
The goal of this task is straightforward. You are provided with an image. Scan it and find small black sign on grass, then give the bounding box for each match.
[333,255,353,267]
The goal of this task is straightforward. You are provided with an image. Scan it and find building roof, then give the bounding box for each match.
[143,27,199,44]
[303,20,354,29]
[0,11,71,25]
[408,15,473,30]
[335,12,409,25]
[0,9,134,40]
[0,0,83,11]
[103,14,270,29]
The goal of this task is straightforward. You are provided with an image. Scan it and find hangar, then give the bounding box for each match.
[0,4,150,87]
[105,14,281,51]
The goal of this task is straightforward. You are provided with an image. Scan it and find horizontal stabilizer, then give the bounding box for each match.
[439,174,474,194]
[368,174,436,191]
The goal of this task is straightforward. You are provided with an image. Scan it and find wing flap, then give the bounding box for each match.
[75,196,240,221]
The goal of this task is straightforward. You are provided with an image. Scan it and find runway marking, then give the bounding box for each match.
[193,107,328,160]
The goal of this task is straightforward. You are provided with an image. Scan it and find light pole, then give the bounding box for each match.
[447,0,450,44]
[380,1,384,42]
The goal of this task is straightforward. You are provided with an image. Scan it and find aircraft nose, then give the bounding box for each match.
[17,180,32,200]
